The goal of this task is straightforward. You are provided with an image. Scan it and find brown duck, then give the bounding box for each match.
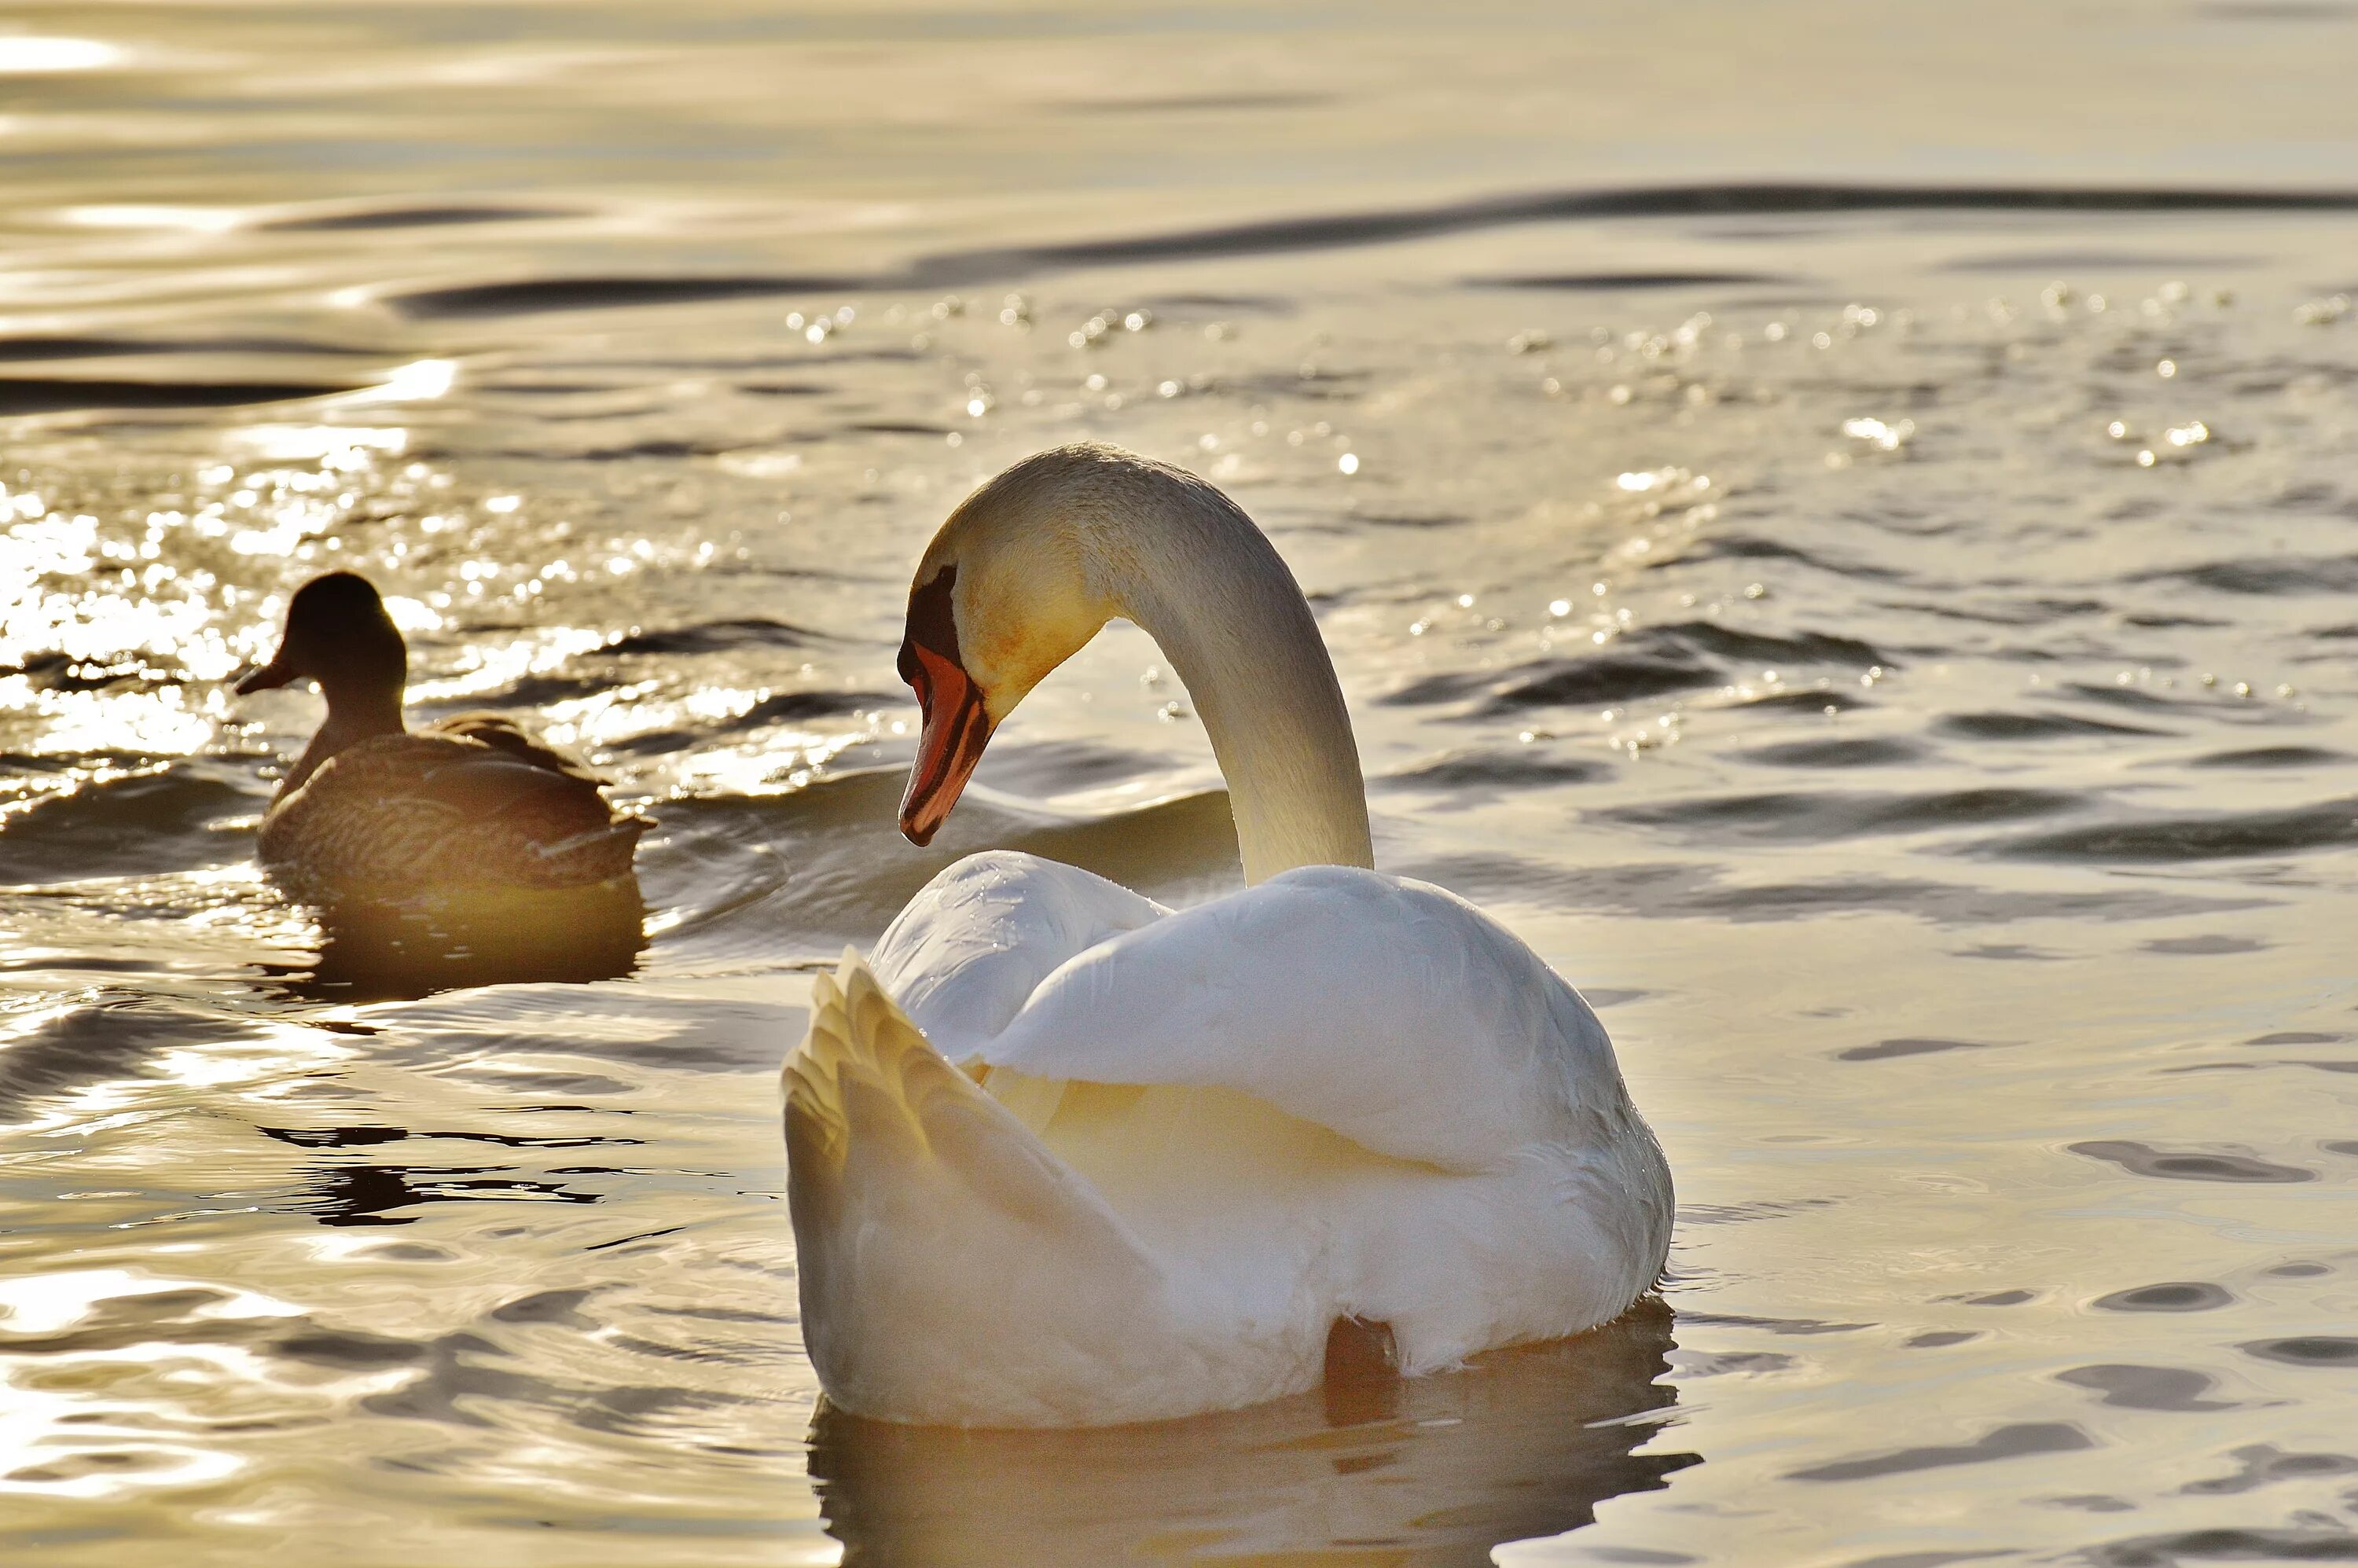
[237,571,648,903]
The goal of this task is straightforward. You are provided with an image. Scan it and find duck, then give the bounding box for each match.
[235,571,648,905]
[783,443,1672,1427]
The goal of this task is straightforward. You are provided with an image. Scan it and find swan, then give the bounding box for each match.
[235,571,647,905]
[784,443,1671,1427]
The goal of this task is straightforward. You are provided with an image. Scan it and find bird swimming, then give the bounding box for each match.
[236,571,647,907]
[784,444,1670,1427]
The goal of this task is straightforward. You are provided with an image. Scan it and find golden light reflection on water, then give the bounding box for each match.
[666,731,876,799]
[338,359,457,407]
[60,204,247,233]
[0,37,128,75]
[223,427,406,467]
[6,1,2358,1559]
[400,626,610,705]
[0,685,218,759]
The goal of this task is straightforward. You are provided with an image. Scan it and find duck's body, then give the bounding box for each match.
[257,721,642,902]
[239,573,645,904]
[784,444,1671,1427]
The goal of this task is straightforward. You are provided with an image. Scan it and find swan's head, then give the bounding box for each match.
[896,448,1129,844]
[235,571,407,703]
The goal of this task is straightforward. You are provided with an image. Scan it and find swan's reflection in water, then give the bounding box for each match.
[812,1298,1691,1566]
[258,879,648,1003]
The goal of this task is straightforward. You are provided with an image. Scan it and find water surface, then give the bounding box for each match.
[5,3,2358,1563]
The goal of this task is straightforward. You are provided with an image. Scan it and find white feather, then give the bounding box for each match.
[787,855,1672,1427]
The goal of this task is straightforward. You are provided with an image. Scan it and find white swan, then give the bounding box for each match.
[784,443,1671,1427]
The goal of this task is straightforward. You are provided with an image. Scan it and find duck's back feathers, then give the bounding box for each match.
[423,711,610,787]
[258,727,646,902]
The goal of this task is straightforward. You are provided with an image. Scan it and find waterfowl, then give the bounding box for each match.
[784,444,1671,1427]
[236,571,647,904]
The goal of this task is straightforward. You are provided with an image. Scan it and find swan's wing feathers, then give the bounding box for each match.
[983,867,1633,1171]
[868,851,1165,1061]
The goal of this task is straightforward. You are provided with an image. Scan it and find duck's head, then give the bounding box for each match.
[896,448,1125,845]
[236,571,408,705]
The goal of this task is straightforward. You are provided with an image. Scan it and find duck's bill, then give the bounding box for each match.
[233,657,295,695]
[898,644,994,847]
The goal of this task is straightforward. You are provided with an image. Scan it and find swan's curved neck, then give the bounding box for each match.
[1091,482,1373,884]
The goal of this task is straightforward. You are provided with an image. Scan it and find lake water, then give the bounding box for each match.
[4,2,2358,1563]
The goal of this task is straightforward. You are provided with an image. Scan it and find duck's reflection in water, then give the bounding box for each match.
[259,878,648,1004]
[812,1298,1692,1567]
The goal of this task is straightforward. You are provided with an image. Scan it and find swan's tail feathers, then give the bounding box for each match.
[783,949,1167,1420]
[781,948,905,1188]
[784,948,989,1190]
[784,947,1150,1256]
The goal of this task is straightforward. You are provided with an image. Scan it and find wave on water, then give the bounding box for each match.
[1383,622,1892,715]
[0,761,263,884]
[0,376,365,415]
[380,181,2358,323]
[1986,795,2358,862]
[1396,852,2272,927]
[0,994,278,1121]
[1609,786,2084,844]
[644,769,1241,964]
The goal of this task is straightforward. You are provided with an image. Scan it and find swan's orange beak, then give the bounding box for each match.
[897,565,992,846]
[899,641,993,846]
